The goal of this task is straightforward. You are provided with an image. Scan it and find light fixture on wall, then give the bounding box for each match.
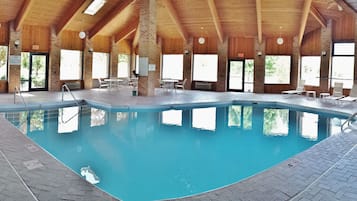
[14,39,20,48]
[198,27,205,45]
[277,26,284,45]
[321,51,327,56]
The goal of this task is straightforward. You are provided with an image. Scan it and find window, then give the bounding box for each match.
[331,42,355,88]
[20,52,30,91]
[92,52,109,79]
[161,109,182,126]
[162,54,183,80]
[0,46,8,80]
[264,55,291,84]
[301,56,320,86]
[60,50,82,80]
[244,59,254,92]
[118,54,130,78]
[263,108,289,136]
[192,107,216,131]
[193,54,218,82]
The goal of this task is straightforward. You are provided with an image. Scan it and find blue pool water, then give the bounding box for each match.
[3,103,346,201]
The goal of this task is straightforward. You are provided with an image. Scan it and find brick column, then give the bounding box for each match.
[137,0,158,96]
[291,36,300,89]
[8,21,21,93]
[83,36,93,89]
[354,17,357,82]
[320,19,332,93]
[110,37,118,77]
[254,37,265,93]
[183,37,193,90]
[216,37,228,92]
[49,26,61,91]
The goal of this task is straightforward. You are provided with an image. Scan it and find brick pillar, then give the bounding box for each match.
[110,37,118,77]
[183,37,193,90]
[137,0,158,96]
[153,36,162,88]
[254,37,265,93]
[8,21,21,93]
[83,36,93,89]
[291,36,300,89]
[216,37,228,92]
[354,18,357,82]
[320,19,332,93]
[49,26,61,91]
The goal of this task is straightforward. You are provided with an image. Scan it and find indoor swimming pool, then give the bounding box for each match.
[2,103,347,201]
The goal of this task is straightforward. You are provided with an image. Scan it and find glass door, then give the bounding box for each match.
[29,53,48,91]
[228,60,244,91]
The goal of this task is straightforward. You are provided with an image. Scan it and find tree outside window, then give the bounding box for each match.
[0,46,8,80]
[264,55,291,84]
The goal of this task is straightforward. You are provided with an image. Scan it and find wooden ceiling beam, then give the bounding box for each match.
[88,0,135,39]
[132,24,140,48]
[298,0,313,46]
[14,0,34,31]
[114,20,138,43]
[207,0,224,43]
[309,6,327,28]
[256,0,262,44]
[56,0,87,35]
[334,0,356,14]
[162,0,188,42]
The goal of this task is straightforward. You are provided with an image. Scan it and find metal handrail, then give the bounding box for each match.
[341,112,357,132]
[14,86,27,108]
[61,84,80,106]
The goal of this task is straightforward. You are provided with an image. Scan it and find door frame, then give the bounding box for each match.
[29,52,49,91]
[227,59,245,92]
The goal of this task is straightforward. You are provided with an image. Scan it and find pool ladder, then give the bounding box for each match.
[61,84,80,106]
[14,86,27,108]
[341,112,357,132]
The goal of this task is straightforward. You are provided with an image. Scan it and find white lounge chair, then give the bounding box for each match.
[282,80,305,95]
[325,82,344,100]
[97,78,109,88]
[340,83,357,101]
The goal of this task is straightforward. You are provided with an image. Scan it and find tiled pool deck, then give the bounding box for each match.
[0,88,356,201]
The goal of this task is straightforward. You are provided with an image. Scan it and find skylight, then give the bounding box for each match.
[84,0,106,16]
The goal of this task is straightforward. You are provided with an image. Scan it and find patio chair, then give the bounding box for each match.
[175,78,187,90]
[282,80,305,95]
[340,83,357,101]
[97,78,109,88]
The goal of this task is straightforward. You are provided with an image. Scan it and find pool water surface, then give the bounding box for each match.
[3,103,346,201]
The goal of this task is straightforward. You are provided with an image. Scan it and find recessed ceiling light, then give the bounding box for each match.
[84,0,106,16]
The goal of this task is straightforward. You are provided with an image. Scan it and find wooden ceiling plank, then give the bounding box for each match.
[256,0,262,44]
[162,0,188,42]
[334,0,356,14]
[207,0,224,43]
[56,0,87,35]
[88,0,136,39]
[14,0,34,31]
[298,0,313,46]
[309,6,327,28]
[115,21,138,43]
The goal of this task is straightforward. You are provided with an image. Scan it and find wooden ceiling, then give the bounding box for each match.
[0,0,355,44]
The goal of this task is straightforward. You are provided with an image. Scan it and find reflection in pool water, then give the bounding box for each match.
[2,104,346,201]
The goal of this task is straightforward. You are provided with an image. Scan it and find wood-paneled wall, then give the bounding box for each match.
[118,39,132,54]
[92,35,111,53]
[301,28,321,56]
[266,37,293,55]
[333,14,355,41]
[193,37,217,54]
[60,30,83,50]
[22,25,50,52]
[162,38,183,54]
[228,37,254,59]
[0,22,9,45]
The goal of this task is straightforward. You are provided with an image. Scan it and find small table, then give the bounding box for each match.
[162,79,178,91]
[320,92,330,98]
[305,91,316,98]
[104,78,123,88]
